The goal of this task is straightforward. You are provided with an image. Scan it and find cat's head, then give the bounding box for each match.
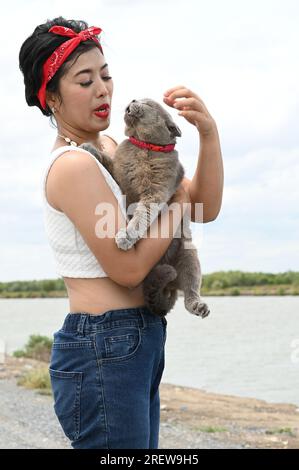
[123,98,182,145]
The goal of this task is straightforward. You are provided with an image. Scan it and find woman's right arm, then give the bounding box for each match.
[47,151,189,288]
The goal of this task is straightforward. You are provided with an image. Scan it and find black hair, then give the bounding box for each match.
[19,16,103,120]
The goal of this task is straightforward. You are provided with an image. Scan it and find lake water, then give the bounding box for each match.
[0,296,299,406]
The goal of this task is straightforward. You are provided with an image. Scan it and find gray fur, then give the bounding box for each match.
[80,98,210,319]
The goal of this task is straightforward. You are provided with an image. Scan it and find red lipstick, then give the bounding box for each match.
[94,103,110,119]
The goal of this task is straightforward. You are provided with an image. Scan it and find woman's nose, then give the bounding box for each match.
[96,79,109,97]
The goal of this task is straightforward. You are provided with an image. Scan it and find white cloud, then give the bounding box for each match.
[0,0,298,280]
[223,146,299,219]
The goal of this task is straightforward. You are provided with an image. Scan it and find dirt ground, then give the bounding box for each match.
[1,355,298,449]
[159,382,299,449]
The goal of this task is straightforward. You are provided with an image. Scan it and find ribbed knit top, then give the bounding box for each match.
[42,145,127,278]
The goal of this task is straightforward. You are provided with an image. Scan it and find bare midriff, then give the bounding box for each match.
[63,276,145,315]
[50,135,146,316]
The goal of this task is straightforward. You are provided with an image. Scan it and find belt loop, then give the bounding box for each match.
[139,308,146,329]
[77,314,88,335]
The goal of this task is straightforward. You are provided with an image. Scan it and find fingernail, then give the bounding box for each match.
[164,91,169,96]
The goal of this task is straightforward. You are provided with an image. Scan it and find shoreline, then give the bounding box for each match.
[0,355,298,449]
[1,289,299,298]
[0,290,299,299]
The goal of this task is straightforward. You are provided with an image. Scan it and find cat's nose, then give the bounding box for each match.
[126,99,137,114]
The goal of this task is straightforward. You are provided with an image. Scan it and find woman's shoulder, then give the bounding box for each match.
[102,134,118,156]
[102,134,118,146]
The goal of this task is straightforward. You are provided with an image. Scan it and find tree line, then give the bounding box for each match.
[1,271,298,294]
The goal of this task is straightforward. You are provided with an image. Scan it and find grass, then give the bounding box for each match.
[265,427,297,438]
[13,334,53,362]
[17,366,52,395]
[12,335,53,394]
[195,425,228,433]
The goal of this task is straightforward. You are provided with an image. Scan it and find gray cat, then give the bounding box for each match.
[80,98,210,319]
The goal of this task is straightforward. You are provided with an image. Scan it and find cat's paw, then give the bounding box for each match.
[79,142,99,157]
[115,228,136,251]
[126,226,141,242]
[115,228,131,250]
[186,300,210,318]
[79,142,91,150]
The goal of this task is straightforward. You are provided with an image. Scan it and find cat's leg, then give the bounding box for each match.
[116,195,169,250]
[143,264,178,317]
[174,240,210,318]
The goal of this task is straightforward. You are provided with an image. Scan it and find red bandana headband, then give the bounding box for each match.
[37,25,103,110]
[129,136,176,153]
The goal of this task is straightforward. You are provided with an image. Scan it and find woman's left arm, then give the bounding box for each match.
[163,86,224,223]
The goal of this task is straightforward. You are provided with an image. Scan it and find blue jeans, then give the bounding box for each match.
[49,306,167,449]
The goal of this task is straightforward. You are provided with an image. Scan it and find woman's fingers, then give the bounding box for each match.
[163,87,208,113]
[173,97,204,112]
[163,85,185,97]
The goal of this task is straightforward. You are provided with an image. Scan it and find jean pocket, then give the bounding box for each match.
[101,327,142,363]
[49,368,83,441]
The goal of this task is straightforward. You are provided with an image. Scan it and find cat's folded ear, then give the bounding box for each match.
[166,120,182,138]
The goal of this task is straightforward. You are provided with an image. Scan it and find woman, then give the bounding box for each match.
[19,16,223,449]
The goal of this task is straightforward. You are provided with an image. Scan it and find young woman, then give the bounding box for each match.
[19,16,223,449]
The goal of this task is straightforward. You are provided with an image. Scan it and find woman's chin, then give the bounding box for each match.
[93,116,110,130]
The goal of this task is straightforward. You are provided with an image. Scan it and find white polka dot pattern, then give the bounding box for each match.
[41,145,128,278]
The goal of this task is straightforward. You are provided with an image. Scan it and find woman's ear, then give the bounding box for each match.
[45,91,57,111]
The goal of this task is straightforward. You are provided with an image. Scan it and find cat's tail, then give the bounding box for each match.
[143,264,178,317]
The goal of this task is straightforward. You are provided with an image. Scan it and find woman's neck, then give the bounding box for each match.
[52,133,104,152]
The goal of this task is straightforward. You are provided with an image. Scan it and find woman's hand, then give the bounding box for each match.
[163,85,216,137]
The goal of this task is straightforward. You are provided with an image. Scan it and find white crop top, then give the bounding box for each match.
[42,145,128,278]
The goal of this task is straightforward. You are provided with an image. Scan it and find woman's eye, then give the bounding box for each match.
[80,76,112,87]
[80,80,93,87]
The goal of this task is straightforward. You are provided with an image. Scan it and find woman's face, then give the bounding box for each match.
[51,47,113,134]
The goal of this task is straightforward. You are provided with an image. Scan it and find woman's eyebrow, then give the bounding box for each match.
[74,63,108,77]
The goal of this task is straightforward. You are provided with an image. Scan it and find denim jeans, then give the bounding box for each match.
[49,306,167,449]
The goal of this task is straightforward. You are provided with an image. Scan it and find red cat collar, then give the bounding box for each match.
[37,25,103,110]
[129,136,175,153]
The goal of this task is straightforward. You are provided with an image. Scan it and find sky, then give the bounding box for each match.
[0,0,298,281]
